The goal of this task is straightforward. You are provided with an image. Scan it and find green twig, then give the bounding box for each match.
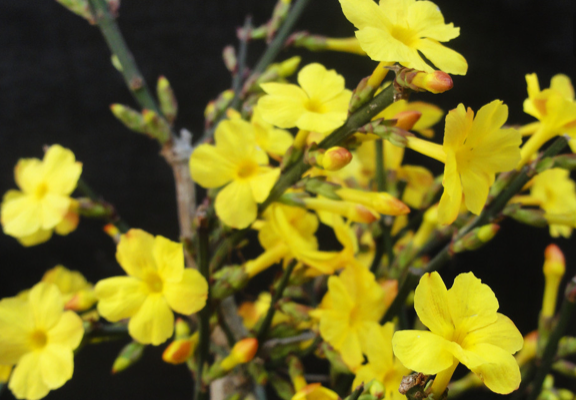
[260,84,396,211]
[526,276,576,400]
[195,217,211,400]
[229,16,252,111]
[252,0,311,75]
[87,0,161,114]
[209,229,249,273]
[255,259,297,342]
[381,137,569,324]
[76,178,130,233]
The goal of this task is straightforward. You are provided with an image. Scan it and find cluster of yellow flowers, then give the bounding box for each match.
[2,0,575,400]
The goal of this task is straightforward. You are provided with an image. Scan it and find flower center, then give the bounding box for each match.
[348,305,363,328]
[34,183,49,199]
[390,25,417,47]
[29,329,48,350]
[236,160,259,179]
[305,98,326,114]
[144,272,164,293]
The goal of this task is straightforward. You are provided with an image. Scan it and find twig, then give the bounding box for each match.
[195,215,211,400]
[344,383,364,400]
[229,16,252,111]
[255,259,297,342]
[209,229,249,272]
[381,137,569,324]
[526,276,576,400]
[76,178,130,233]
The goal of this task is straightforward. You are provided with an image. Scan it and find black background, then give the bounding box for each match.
[0,0,575,399]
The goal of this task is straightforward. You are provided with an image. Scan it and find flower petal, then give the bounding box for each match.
[416,38,468,75]
[47,311,84,350]
[249,168,280,203]
[14,159,43,194]
[153,235,184,283]
[215,180,257,229]
[295,111,346,133]
[39,344,73,389]
[258,83,308,129]
[447,272,499,335]
[116,229,156,278]
[42,145,82,196]
[460,166,491,215]
[297,63,346,104]
[462,314,523,354]
[0,298,33,364]
[95,276,147,322]
[9,352,50,400]
[189,144,235,189]
[466,343,521,394]
[214,119,260,162]
[128,294,174,345]
[339,0,391,30]
[29,282,63,331]
[340,331,364,371]
[392,330,454,375]
[1,193,42,237]
[550,74,574,101]
[407,1,460,42]
[40,194,70,230]
[437,150,462,225]
[414,272,453,337]
[355,27,417,64]
[443,104,473,149]
[163,268,208,315]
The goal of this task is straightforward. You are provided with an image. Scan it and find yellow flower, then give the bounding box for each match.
[392,272,523,396]
[292,383,340,400]
[237,292,290,329]
[95,229,208,345]
[353,323,410,400]
[339,0,467,75]
[316,264,386,370]
[406,100,521,225]
[0,282,84,400]
[519,74,576,166]
[258,63,352,134]
[1,145,82,245]
[189,119,280,229]
[531,169,576,238]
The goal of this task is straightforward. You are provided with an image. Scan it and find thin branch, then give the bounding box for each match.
[229,16,252,111]
[76,178,130,233]
[195,215,211,400]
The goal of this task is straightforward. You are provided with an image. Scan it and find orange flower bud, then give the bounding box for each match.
[336,187,410,216]
[162,334,198,365]
[220,338,259,371]
[411,70,453,94]
[393,110,422,131]
[542,244,566,318]
[516,331,538,367]
[103,223,121,243]
[321,147,353,171]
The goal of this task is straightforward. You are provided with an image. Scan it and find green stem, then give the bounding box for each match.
[260,84,396,211]
[76,178,130,233]
[87,0,161,115]
[209,229,249,273]
[195,221,211,400]
[526,277,576,400]
[344,382,364,400]
[255,259,297,342]
[229,16,252,111]
[252,0,311,75]
[382,137,569,324]
[371,139,393,274]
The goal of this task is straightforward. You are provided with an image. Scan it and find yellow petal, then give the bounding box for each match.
[249,168,280,203]
[9,352,50,400]
[0,298,33,364]
[297,63,346,104]
[447,272,499,334]
[39,344,73,389]
[1,193,42,237]
[95,276,147,322]
[17,228,53,247]
[438,151,462,225]
[258,83,308,129]
[416,38,468,75]
[392,330,454,374]
[466,343,521,394]
[460,166,491,215]
[413,272,453,337]
[29,282,63,331]
[14,159,43,194]
[163,268,208,315]
[363,323,394,373]
[353,364,383,392]
[40,194,71,230]
[153,235,184,283]
[462,314,523,354]
[42,145,82,195]
[128,294,174,345]
[410,101,444,137]
[443,104,473,150]
[116,229,156,278]
[215,180,257,229]
[47,311,84,350]
[339,0,391,30]
[526,73,541,100]
[340,331,363,370]
[189,144,235,189]
[215,119,261,162]
[407,1,460,42]
[355,27,416,64]
[323,90,352,117]
[295,110,346,133]
[550,74,574,100]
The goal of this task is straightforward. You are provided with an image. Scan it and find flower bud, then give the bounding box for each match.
[222,46,237,73]
[293,383,340,400]
[368,379,385,398]
[65,289,97,312]
[142,109,171,144]
[157,76,178,124]
[273,56,301,78]
[212,265,251,297]
[393,110,422,131]
[542,244,566,318]
[451,224,500,253]
[162,333,198,365]
[110,104,147,134]
[411,71,453,94]
[103,223,121,243]
[112,341,145,374]
[220,338,259,371]
[175,318,190,340]
[515,331,538,366]
[335,187,410,216]
[412,205,439,249]
[320,147,353,171]
[55,0,94,22]
[303,197,379,223]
